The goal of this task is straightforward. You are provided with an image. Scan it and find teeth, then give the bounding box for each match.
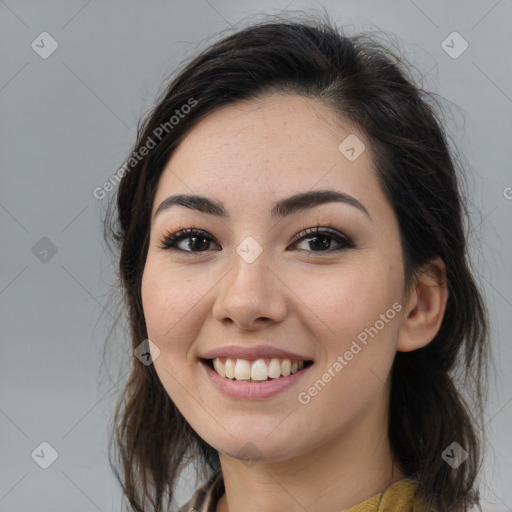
[251,359,268,381]
[234,359,251,380]
[268,358,281,378]
[225,358,235,379]
[210,357,309,381]
[213,358,225,378]
[281,359,291,377]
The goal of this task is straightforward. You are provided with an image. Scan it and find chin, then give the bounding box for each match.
[205,428,305,463]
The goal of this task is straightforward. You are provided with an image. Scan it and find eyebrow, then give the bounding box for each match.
[154,189,371,221]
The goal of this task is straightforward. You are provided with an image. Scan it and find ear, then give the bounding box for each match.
[397,257,449,352]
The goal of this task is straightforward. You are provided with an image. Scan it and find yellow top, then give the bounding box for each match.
[345,475,421,511]
[179,470,422,512]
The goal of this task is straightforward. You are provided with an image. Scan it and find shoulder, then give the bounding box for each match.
[178,469,224,512]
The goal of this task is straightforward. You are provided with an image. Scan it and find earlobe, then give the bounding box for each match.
[397,257,449,353]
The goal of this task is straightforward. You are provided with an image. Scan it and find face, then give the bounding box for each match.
[141,93,406,462]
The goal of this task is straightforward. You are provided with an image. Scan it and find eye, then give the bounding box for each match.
[158,227,220,252]
[158,225,355,253]
[289,225,355,253]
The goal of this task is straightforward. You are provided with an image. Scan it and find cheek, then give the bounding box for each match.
[299,263,399,341]
[294,264,401,420]
[140,261,205,412]
[295,259,402,399]
[141,261,199,349]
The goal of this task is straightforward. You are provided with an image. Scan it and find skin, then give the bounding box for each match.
[141,93,448,512]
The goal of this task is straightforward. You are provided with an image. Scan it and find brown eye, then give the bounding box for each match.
[290,226,355,253]
[159,228,220,252]
[158,226,355,254]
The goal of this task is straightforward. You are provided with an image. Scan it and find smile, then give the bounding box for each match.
[203,357,314,381]
[199,357,315,399]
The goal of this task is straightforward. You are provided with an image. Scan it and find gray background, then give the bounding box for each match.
[1,1,511,511]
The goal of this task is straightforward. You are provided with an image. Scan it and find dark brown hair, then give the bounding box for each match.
[102,12,492,512]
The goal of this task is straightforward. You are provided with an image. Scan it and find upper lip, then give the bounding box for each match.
[201,345,313,361]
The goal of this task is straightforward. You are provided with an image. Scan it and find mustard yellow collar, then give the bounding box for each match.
[344,476,420,512]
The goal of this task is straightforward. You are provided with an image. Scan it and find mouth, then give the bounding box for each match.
[200,357,314,382]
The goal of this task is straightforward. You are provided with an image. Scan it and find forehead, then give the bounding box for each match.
[153,93,382,218]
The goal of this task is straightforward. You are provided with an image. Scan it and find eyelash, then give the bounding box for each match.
[157,224,355,254]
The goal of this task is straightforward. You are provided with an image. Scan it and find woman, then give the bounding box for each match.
[103,13,491,512]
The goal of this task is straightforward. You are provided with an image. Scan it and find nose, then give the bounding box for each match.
[212,250,288,331]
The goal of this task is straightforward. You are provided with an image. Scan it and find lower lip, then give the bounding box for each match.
[199,359,313,399]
